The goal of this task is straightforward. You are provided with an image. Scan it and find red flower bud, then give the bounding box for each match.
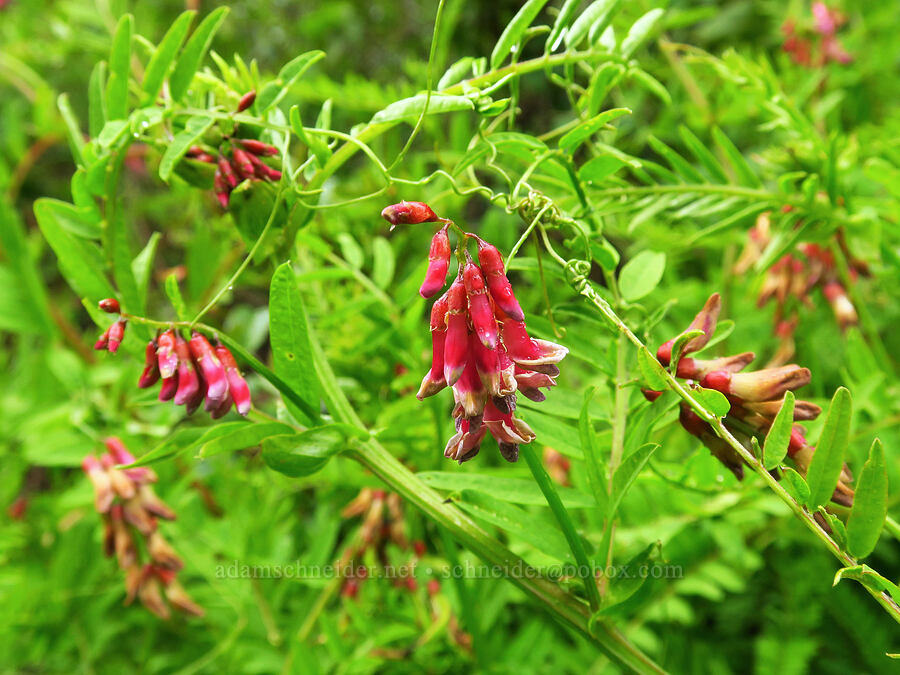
[237,138,279,156]
[156,330,178,379]
[215,344,251,416]
[413,540,427,557]
[701,365,810,402]
[173,333,200,406]
[675,352,755,379]
[158,375,178,401]
[476,238,524,322]
[419,227,451,298]
[217,157,239,189]
[98,298,121,314]
[417,293,449,399]
[463,259,498,350]
[189,332,229,411]
[657,293,721,365]
[231,148,256,180]
[245,150,282,181]
[237,90,256,112]
[442,278,468,386]
[641,388,663,402]
[138,340,161,388]
[381,201,439,226]
[427,579,440,596]
[94,327,111,350]
[107,319,127,353]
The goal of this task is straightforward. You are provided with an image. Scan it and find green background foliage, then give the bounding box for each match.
[2,0,899,672]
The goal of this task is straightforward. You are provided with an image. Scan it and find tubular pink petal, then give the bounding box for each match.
[215,345,252,415]
[419,227,451,298]
[156,330,179,379]
[189,332,229,410]
[442,278,468,386]
[463,259,498,349]
[173,333,200,406]
[657,293,721,365]
[476,238,524,322]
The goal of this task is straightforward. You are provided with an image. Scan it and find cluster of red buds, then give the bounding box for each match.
[82,437,203,619]
[782,2,852,67]
[645,294,854,506]
[94,298,127,353]
[93,298,251,417]
[735,212,864,362]
[382,201,568,464]
[183,91,282,208]
[137,329,251,418]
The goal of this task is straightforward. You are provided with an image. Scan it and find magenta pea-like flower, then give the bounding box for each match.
[398,201,567,465]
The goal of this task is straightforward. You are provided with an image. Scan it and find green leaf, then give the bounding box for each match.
[806,387,852,508]
[88,62,108,138]
[261,426,359,477]
[110,208,142,314]
[290,106,332,168]
[618,249,665,302]
[371,94,474,124]
[846,439,888,558]
[142,10,196,103]
[417,472,595,508]
[456,490,573,562]
[336,233,364,269]
[164,273,189,321]
[619,8,664,58]
[579,387,608,511]
[545,0,581,51]
[609,443,659,516]
[198,422,299,459]
[257,50,326,112]
[490,0,550,70]
[169,6,230,101]
[158,115,215,182]
[33,199,115,302]
[596,542,661,615]
[833,565,900,604]
[57,94,87,167]
[559,108,630,152]
[693,388,731,417]
[578,155,626,184]
[647,136,704,183]
[678,125,728,183]
[106,14,133,120]
[269,263,320,425]
[132,232,161,306]
[371,236,395,290]
[229,180,289,248]
[763,392,795,470]
[781,467,810,503]
[637,346,668,390]
[565,0,620,49]
[712,126,760,187]
[667,329,704,376]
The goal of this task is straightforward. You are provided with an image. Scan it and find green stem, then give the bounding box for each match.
[191,191,285,326]
[549,245,900,625]
[521,444,602,612]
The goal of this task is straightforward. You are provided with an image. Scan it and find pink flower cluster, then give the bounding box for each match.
[382,201,568,464]
[82,438,203,619]
[782,3,852,67]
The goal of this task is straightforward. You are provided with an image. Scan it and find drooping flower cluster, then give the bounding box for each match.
[735,212,865,362]
[382,201,568,464]
[92,299,251,417]
[138,329,252,418]
[82,437,203,619]
[181,91,283,209]
[646,294,854,506]
[782,3,852,67]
